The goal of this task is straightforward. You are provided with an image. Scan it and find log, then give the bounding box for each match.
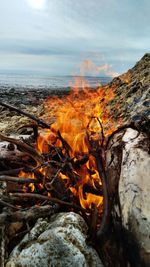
[0,133,43,164]
[10,193,85,212]
[0,175,41,184]
[0,204,59,225]
[0,168,24,176]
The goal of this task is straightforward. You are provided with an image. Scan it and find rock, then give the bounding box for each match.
[108,53,150,124]
[6,212,103,267]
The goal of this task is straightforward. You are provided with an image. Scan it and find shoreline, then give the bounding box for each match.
[0,85,102,106]
[0,86,101,134]
[0,86,71,107]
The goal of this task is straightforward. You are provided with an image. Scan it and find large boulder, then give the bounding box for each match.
[6,212,103,267]
[108,53,150,123]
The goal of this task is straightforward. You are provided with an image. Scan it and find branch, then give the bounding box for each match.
[0,168,24,176]
[0,133,43,164]
[10,193,85,212]
[0,199,19,210]
[57,130,72,156]
[0,204,59,225]
[93,149,110,241]
[0,175,41,184]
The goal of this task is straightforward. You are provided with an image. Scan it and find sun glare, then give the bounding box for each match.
[27,0,46,10]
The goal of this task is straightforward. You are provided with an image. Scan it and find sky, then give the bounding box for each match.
[0,0,149,76]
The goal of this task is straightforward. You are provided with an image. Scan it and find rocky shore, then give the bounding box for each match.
[109,53,150,122]
[0,88,70,134]
[0,53,149,134]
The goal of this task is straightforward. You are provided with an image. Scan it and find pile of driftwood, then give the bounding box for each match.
[0,101,110,243]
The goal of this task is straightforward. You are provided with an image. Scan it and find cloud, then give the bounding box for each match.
[0,0,149,74]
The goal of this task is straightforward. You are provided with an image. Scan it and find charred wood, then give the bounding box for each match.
[0,204,59,225]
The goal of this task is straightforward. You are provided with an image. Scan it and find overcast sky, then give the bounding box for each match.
[0,0,149,76]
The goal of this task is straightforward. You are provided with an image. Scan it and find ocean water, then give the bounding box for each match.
[0,73,112,90]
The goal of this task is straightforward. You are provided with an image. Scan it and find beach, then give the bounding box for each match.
[0,54,149,135]
[0,75,111,134]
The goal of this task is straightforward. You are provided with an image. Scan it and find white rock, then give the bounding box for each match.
[6,212,103,267]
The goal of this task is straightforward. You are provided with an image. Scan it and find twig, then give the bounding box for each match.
[87,116,105,146]
[0,204,60,225]
[0,101,50,129]
[0,133,44,164]
[88,204,99,243]
[0,199,19,210]
[10,193,85,212]
[57,130,72,156]
[0,168,24,176]
[83,184,103,196]
[94,149,110,241]
[0,175,41,184]
[71,154,89,169]
[96,117,105,146]
[18,123,39,140]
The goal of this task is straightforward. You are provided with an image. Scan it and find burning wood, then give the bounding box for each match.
[0,84,118,243]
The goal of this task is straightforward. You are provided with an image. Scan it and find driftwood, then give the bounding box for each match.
[0,133,43,164]
[0,103,112,246]
[10,193,85,213]
[1,102,142,266]
[0,175,41,184]
[94,149,109,242]
[0,204,59,225]
[0,168,24,176]
[0,200,19,210]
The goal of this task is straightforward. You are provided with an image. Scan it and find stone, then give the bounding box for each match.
[6,212,103,267]
[108,53,150,124]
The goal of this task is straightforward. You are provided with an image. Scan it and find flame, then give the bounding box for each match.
[19,170,36,192]
[36,77,119,210]
[19,76,120,212]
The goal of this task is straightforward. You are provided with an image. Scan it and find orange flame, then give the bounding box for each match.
[33,77,119,210]
[19,75,121,211]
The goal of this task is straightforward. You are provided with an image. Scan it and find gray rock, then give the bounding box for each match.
[108,53,150,123]
[6,212,103,267]
[119,128,150,265]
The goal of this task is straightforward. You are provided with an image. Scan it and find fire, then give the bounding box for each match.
[19,77,119,212]
[19,170,36,192]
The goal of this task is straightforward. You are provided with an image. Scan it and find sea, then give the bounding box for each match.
[0,73,112,91]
